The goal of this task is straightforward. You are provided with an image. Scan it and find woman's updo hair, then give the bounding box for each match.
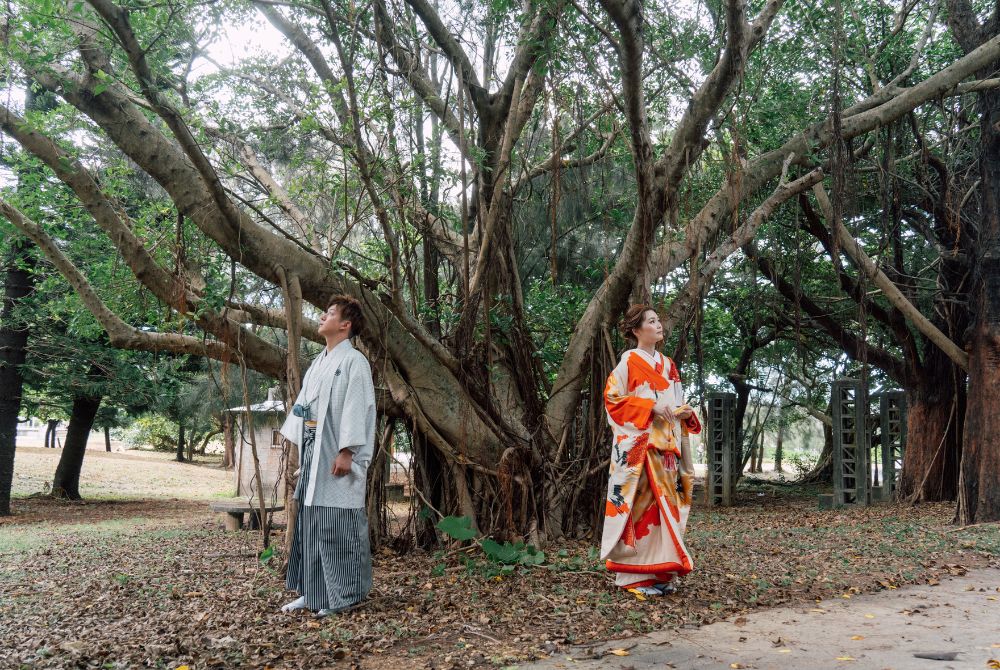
[621,304,656,345]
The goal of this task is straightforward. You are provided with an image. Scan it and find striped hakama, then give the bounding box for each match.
[286,422,372,611]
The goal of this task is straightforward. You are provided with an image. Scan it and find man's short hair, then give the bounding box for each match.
[327,294,364,338]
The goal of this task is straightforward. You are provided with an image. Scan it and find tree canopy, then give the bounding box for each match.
[2,0,999,528]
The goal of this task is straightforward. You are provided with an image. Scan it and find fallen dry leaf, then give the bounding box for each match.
[626,588,647,601]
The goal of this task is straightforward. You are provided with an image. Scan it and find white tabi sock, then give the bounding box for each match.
[281,596,307,612]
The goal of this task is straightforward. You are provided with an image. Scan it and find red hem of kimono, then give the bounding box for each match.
[606,560,689,575]
[648,456,693,568]
[616,575,679,590]
[617,578,657,589]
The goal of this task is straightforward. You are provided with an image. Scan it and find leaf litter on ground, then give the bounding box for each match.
[1,492,999,669]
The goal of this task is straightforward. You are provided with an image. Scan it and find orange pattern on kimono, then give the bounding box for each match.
[601,348,699,589]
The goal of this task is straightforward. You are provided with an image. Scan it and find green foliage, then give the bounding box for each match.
[117,415,180,452]
[258,546,274,565]
[435,515,478,541]
[435,516,549,572]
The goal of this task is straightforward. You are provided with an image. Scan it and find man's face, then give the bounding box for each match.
[319,304,350,338]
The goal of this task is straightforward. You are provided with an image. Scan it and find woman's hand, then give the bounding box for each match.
[652,404,676,425]
[674,404,694,420]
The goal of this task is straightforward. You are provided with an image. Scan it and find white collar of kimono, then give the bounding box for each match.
[633,348,663,369]
[324,338,353,357]
[302,339,354,407]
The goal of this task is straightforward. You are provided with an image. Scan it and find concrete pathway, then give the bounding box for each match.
[529,569,1000,669]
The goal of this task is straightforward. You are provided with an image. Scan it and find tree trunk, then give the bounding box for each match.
[176,422,185,462]
[958,83,1000,524]
[104,426,111,452]
[958,268,1000,522]
[412,428,449,547]
[754,431,765,473]
[801,417,834,484]
[774,404,785,474]
[1,83,49,515]
[0,239,36,515]
[222,412,235,469]
[52,386,102,500]
[899,369,965,502]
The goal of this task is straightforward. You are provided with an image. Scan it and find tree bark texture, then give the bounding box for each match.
[958,86,1000,523]
[52,372,103,500]
[0,240,35,515]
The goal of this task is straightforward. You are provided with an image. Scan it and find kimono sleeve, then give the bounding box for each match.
[667,357,702,435]
[338,354,376,458]
[604,365,654,430]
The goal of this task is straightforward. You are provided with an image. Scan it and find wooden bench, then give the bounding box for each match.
[209,500,285,531]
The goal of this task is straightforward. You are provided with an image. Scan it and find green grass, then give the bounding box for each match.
[0,516,199,555]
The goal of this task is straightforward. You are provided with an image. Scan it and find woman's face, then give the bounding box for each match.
[632,309,663,346]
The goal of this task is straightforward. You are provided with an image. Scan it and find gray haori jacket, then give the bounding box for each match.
[280,339,377,509]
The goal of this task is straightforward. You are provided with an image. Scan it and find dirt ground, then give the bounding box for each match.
[1,451,999,669]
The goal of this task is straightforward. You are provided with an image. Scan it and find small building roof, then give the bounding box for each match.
[226,399,285,414]
[225,388,286,414]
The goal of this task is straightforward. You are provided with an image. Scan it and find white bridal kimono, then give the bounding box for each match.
[280,339,377,611]
[600,349,701,589]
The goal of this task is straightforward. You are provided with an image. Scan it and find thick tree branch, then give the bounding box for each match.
[85,0,247,240]
[661,164,825,337]
[749,243,910,384]
[650,32,1000,280]
[812,184,969,370]
[0,200,271,373]
[402,0,484,106]
[0,103,289,376]
[657,0,783,194]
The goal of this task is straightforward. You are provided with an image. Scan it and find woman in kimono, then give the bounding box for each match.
[601,304,701,596]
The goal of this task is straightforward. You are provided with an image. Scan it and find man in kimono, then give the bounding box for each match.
[279,294,376,617]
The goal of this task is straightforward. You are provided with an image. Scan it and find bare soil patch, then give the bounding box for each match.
[0,497,211,527]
